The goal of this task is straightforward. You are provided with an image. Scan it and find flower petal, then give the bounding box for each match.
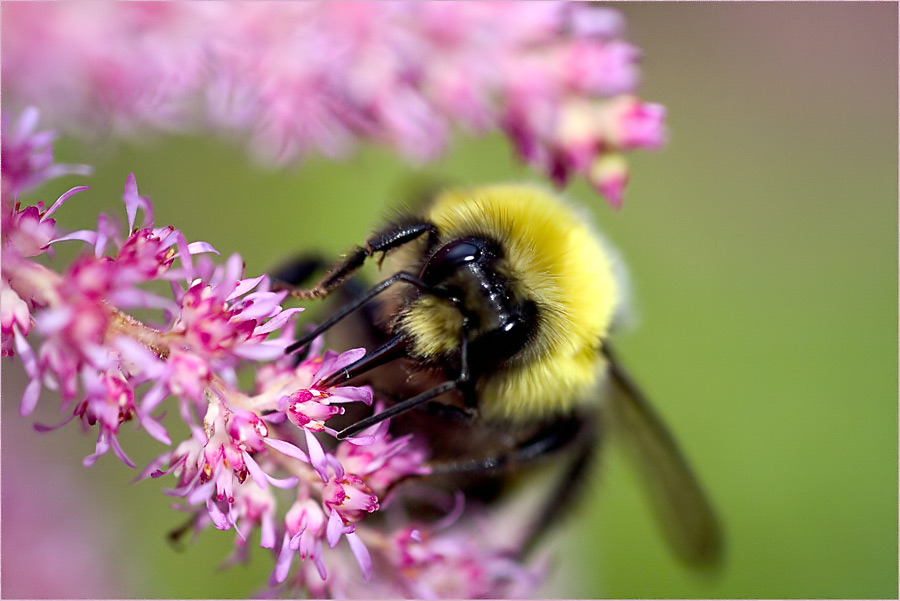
[49,229,98,246]
[139,412,171,445]
[33,411,77,432]
[271,533,294,584]
[263,437,309,463]
[260,513,276,549]
[83,432,111,467]
[186,241,219,256]
[305,429,328,482]
[122,173,150,231]
[226,274,265,301]
[43,185,90,220]
[232,340,290,361]
[254,307,303,335]
[327,385,373,405]
[266,473,299,489]
[346,531,373,581]
[108,289,179,313]
[94,213,110,256]
[326,508,343,548]
[207,498,231,530]
[242,450,270,489]
[109,434,137,468]
[331,348,367,375]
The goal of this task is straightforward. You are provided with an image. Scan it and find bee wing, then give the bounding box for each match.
[602,343,724,567]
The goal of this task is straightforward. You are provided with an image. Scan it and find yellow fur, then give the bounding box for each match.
[402,184,620,422]
[400,296,463,357]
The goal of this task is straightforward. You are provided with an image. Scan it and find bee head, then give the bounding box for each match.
[400,235,537,371]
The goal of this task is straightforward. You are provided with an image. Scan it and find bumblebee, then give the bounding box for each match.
[278,183,721,565]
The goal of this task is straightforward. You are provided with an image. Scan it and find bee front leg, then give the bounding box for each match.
[414,316,478,422]
[289,221,438,300]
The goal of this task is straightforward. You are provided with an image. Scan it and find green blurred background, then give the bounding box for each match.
[2,3,897,598]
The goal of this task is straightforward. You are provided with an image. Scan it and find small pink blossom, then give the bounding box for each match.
[5,186,90,258]
[324,474,379,523]
[273,494,330,583]
[1,281,30,355]
[389,526,543,599]
[284,389,344,433]
[77,368,138,467]
[234,482,279,550]
[167,349,211,401]
[225,408,269,454]
[254,347,374,437]
[335,421,430,497]
[115,226,179,280]
[589,152,630,209]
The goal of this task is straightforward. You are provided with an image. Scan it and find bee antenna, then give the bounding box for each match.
[336,380,459,440]
[285,271,432,355]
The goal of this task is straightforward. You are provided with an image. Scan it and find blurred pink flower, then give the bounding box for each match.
[2,2,665,207]
[0,107,91,200]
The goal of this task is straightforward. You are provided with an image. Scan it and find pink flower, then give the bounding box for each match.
[1,143,301,465]
[3,110,564,598]
[388,526,543,599]
[273,494,330,583]
[256,347,374,436]
[4,186,89,258]
[1,281,30,355]
[284,389,344,433]
[166,349,211,402]
[589,153,630,210]
[152,403,299,530]
[234,482,279,550]
[170,254,301,362]
[323,474,379,523]
[0,107,91,200]
[76,368,138,467]
[335,421,430,497]
[2,2,665,206]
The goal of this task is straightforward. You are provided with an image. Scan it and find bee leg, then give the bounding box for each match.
[270,253,390,359]
[337,380,460,439]
[286,271,432,354]
[317,334,408,388]
[428,413,591,475]
[519,429,598,557]
[290,222,438,300]
[426,414,598,555]
[440,320,479,415]
[405,323,478,423]
[415,383,478,423]
[331,288,478,437]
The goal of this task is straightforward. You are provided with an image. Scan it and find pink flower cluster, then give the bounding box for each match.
[1,111,542,597]
[2,2,665,207]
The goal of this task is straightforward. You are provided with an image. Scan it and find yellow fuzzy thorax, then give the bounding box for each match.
[400,184,620,422]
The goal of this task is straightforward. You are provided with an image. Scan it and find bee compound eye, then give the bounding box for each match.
[421,239,483,283]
